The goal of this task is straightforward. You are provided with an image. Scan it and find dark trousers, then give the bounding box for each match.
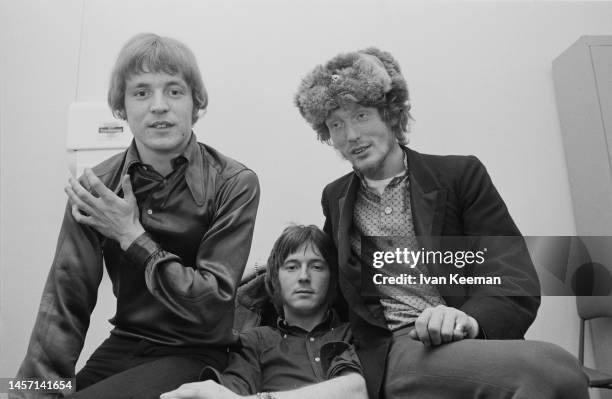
[383,329,589,399]
[67,334,227,399]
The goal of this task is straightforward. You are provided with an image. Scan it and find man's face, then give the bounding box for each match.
[124,71,194,158]
[279,243,330,319]
[325,104,400,180]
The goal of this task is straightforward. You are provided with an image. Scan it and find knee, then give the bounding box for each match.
[519,342,589,399]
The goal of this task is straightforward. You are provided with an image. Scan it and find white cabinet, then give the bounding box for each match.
[66,102,132,177]
[553,36,612,236]
[553,36,612,399]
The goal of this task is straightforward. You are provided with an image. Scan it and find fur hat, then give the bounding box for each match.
[294,47,410,143]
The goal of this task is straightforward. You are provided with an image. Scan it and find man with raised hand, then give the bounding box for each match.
[14,33,259,399]
[294,48,588,399]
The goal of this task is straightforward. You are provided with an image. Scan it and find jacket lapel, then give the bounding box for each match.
[336,175,361,293]
[406,147,446,241]
[405,148,466,296]
[337,174,359,259]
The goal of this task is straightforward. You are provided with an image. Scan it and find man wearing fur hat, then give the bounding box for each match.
[295,48,588,399]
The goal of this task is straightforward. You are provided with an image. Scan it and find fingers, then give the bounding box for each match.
[453,314,470,340]
[65,174,103,224]
[65,185,96,217]
[427,307,446,346]
[414,307,433,346]
[440,310,458,343]
[416,305,454,346]
[67,177,99,208]
[84,168,114,200]
[465,316,480,338]
[70,203,93,225]
[413,306,474,347]
[121,174,136,203]
[64,170,144,242]
[66,169,123,213]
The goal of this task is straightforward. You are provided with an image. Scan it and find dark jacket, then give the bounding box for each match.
[321,147,540,399]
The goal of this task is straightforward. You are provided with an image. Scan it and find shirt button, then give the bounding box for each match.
[283,334,287,339]
[384,206,393,215]
[147,209,153,215]
[309,337,315,342]
[314,357,320,362]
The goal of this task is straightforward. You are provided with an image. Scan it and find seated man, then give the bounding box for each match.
[160,225,367,399]
[294,47,589,398]
[14,33,259,399]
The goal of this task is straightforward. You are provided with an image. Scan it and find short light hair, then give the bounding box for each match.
[265,224,338,315]
[108,33,207,124]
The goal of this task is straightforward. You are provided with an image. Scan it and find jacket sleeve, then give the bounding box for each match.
[14,203,104,397]
[124,169,260,325]
[454,156,540,339]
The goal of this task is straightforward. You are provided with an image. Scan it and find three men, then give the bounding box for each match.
[15,34,589,399]
[15,33,259,398]
[160,225,366,399]
[294,47,589,398]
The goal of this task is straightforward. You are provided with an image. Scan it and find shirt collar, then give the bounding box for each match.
[276,309,339,336]
[116,133,206,206]
[354,149,409,192]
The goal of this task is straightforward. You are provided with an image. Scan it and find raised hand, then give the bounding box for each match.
[65,169,145,250]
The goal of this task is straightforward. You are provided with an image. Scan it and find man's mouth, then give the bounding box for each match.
[350,145,370,155]
[149,121,174,129]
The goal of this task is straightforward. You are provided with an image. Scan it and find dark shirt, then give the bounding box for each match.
[203,312,362,395]
[17,134,260,382]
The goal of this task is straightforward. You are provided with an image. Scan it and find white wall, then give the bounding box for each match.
[1,0,85,379]
[2,0,612,390]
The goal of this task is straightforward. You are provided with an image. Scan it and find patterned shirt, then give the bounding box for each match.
[350,157,444,330]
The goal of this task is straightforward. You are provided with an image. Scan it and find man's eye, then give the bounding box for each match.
[169,88,184,97]
[135,90,148,97]
[356,112,367,120]
[283,264,297,271]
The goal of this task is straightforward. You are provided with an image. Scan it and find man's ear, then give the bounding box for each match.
[387,114,400,127]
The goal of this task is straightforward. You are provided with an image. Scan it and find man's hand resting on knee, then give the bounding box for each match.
[408,305,479,347]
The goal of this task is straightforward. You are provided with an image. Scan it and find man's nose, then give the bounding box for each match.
[150,92,169,113]
[298,265,310,282]
[345,123,360,142]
